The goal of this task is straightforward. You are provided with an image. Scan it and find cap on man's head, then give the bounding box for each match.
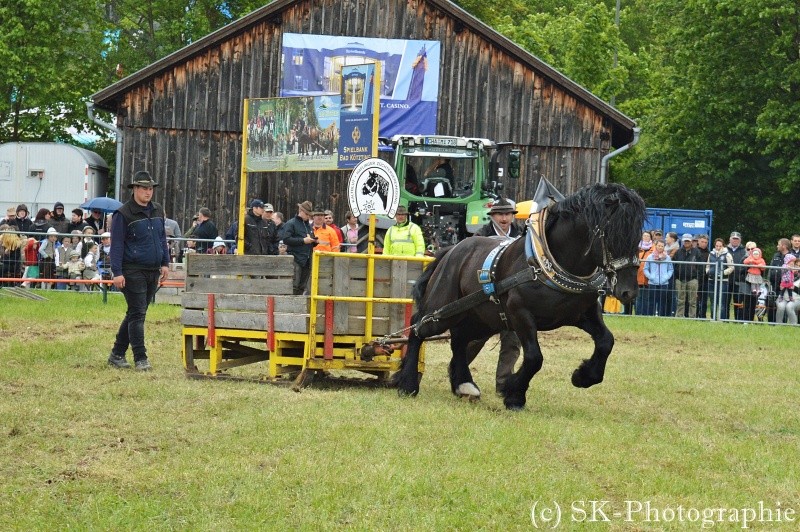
[298,201,313,215]
[312,210,326,217]
[100,232,111,239]
[396,205,410,216]
[264,203,274,212]
[128,170,159,189]
[681,233,693,242]
[53,202,64,210]
[730,231,742,239]
[250,199,265,209]
[6,207,14,216]
[46,227,58,235]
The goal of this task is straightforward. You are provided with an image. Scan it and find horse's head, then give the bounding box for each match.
[553,183,646,303]
[361,173,377,196]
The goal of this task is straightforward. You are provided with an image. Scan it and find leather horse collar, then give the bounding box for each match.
[525,208,608,294]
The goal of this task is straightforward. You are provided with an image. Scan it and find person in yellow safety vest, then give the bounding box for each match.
[311,210,341,252]
[383,205,425,256]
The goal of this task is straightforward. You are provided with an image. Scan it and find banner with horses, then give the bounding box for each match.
[244,96,342,172]
[280,33,440,137]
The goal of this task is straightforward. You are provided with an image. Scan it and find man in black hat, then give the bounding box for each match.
[279,200,318,294]
[465,198,523,395]
[107,170,170,371]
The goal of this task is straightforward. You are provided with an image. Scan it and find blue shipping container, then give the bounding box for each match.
[645,208,713,241]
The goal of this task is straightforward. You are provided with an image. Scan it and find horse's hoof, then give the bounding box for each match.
[455,382,481,399]
[571,368,601,388]
[397,387,418,397]
[505,404,525,412]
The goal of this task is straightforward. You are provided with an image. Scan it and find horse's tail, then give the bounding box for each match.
[412,246,454,303]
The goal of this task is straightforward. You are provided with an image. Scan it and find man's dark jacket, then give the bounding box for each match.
[279,215,315,266]
[67,220,88,233]
[727,245,747,282]
[673,246,702,282]
[243,209,277,255]
[192,219,218,254]
[474,220,522,238]
[110,199,170,276]
[769,251,785,290]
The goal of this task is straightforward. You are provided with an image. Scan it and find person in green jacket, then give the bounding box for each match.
[382,205,425,256]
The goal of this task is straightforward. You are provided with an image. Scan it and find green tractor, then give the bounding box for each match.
[367,134,521,252]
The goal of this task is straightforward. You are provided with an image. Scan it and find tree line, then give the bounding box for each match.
[2,0,797,243]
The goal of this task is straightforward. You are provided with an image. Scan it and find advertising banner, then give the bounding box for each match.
[244,95,341,172]
[338,63,380,168]
[281,33,440,137]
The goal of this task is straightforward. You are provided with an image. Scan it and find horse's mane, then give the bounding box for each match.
[549,183,646,258]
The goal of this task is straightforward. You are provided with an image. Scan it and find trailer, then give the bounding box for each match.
[0,142,109,215]
[181,249,431,387]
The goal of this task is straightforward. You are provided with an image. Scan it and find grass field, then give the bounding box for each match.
[1,290,799,530]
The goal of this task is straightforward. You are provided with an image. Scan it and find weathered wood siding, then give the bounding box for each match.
[116,0,615,232]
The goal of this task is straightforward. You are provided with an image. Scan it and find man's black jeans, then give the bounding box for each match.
[112,269,160,361]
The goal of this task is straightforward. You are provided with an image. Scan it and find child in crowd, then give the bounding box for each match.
[743,245,766,294]
[66,250,84,291]
[82,242,102,290]
[754,283,769,322]
[778,254,798,303]
[78,227,96,259]
[55,236,72,289]
[21,237,39,288]
[209,237,227,254]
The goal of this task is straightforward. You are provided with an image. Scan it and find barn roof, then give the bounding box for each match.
[92,0,636,143]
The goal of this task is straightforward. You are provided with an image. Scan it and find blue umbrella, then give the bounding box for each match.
[81,196,123,213]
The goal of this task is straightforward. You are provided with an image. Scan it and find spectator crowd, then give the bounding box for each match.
[3,198,800,325]
[627,230,800,325]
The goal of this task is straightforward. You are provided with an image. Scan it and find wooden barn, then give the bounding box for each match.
[91,0,636,233]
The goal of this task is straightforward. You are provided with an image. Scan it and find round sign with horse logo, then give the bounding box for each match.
[347,157,400,218]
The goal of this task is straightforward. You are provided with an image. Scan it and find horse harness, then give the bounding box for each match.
[413,207,639,334]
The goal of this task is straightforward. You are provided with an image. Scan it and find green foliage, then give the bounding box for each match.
[2,0,798,242]
[617,0,800,243]
[0,0,108,142]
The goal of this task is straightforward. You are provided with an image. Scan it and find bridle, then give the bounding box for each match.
[583,221,640,290]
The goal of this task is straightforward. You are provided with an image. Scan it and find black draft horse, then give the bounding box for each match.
[395,182,647,410]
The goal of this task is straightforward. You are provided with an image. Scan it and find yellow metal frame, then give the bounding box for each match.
[181,221,433,382]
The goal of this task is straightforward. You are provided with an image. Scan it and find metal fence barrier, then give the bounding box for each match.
[608,260,798,325]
